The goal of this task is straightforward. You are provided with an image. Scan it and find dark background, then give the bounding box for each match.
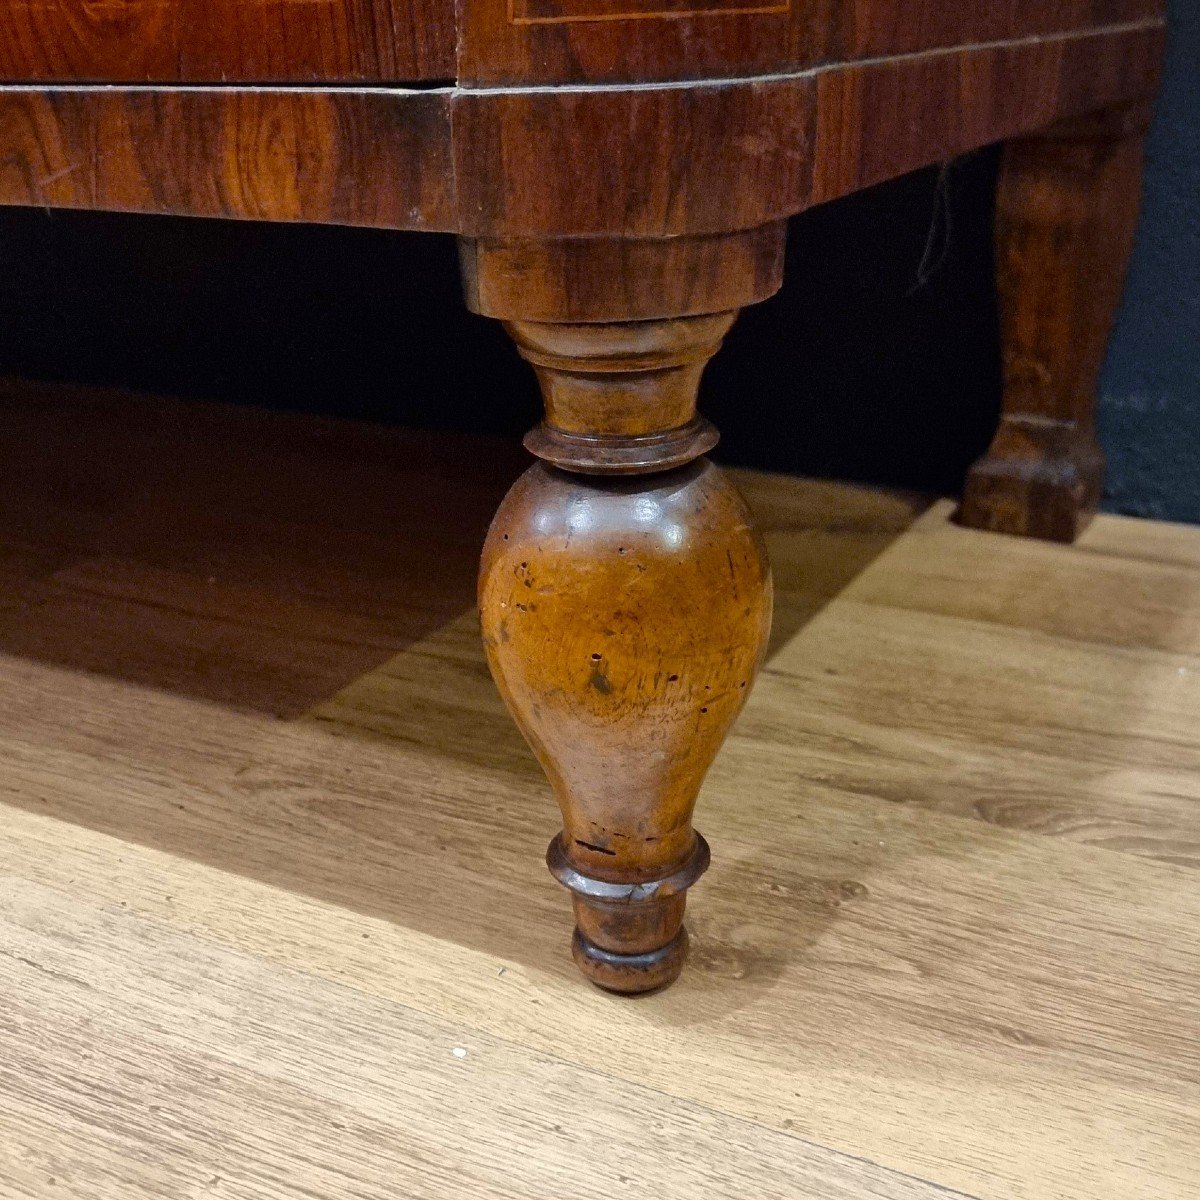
[0,4,1194,519]
[1096,0,1199,522]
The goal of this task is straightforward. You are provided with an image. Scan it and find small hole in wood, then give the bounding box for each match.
[668,674,679,682]
[591,653,602,661]
[700,707,709,714]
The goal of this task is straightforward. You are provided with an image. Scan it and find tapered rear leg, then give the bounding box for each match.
[960,103,1151,542]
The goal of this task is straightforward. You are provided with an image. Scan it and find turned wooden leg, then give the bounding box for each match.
[461,228,783,992]
[960,103,1151,542]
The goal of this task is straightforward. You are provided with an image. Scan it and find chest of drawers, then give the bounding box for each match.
[0,0,1165,990]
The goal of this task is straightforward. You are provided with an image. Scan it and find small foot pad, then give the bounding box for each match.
[571,927,690,994]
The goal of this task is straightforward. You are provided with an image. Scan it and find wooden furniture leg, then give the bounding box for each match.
[960,103,1151,542]
[462,228,783,992]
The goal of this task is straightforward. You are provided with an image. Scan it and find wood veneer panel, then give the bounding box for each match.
[841,0,1160,59]
[0,23,1163,235]
[810,23,1164,203]
[459,0,1162,85]
[0,0,456,82]
[452,72,816,236]
[456,22,1164,237]
[0,87,456,230]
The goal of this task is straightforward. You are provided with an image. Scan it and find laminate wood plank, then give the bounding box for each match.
[848,501,1200,657]
[1,664,1196,1200]
[300,580,1200,871]
[2,382,1195,872]
[1069,510,1200,571]
[0,877,948,1200]
[0,388,1196,1199]
[0,382,526,714]
[0,0,456,83]
[2,381,1195,866]
[0,86,456,230]
[744,609,1200,863]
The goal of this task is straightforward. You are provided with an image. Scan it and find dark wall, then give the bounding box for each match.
[1099,0,1200,523]
[0,154,1002,499]
[0,10,1193,516]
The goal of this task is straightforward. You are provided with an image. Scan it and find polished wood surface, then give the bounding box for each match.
[809,25,1160,204]
[457,22,1162,238]
[0,0,455,81]
[480,456,770,990]
[473,237,777,989]
[0,0,1160,87]
[460,224,785,323]
[960,104,1150,541]
[459,0,1160,85]
[0,24,1163,236]
[1,383,1197,1194]
[0,87,455,230]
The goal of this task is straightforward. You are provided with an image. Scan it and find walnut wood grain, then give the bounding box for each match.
[0,0,455,82]
[506,315,733,472]
[459,0,1160,86]
[480,456,771,992]
[0,23,1163,236]
[472,238,774,990]
[460,225,785,322]
[810,23,1162,204]
[960,104,1151,541]
[0,0,1161,88]
[0,87,455,230]
[455,22,1164,237]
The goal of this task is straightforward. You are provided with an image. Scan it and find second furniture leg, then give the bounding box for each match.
[960,104,1150,542]
[462,229,783,992]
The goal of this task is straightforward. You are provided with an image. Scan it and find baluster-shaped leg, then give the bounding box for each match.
[461,228,783,991]
[960,103,1151,542]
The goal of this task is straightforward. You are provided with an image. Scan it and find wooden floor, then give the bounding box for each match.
[0,381,1197,1200]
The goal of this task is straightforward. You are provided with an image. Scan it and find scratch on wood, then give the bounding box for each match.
[36,161,81,189]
